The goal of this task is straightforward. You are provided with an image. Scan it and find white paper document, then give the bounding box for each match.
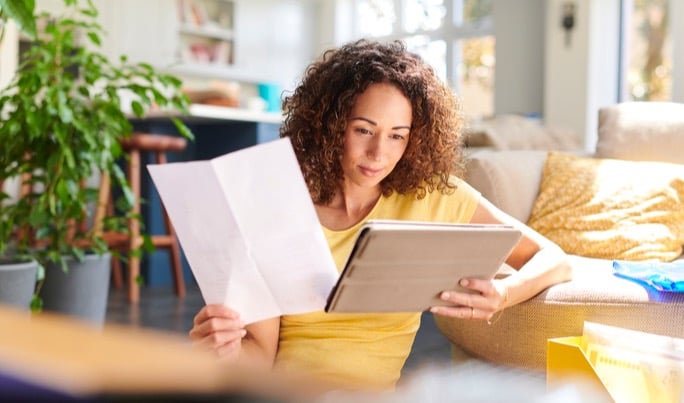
[147,138,339,324]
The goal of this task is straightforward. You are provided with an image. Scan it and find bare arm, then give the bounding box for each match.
[189,304,280,369]
[431,198,572,321]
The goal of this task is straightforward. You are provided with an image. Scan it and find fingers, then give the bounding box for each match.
[189,304,247,360]
[430,303,482,320]
[190,305,244,338]
[192,326,246,354]
[435,279,488,307]
[429,278,505,321]
[192,304,242,327]
[189,318,247,345]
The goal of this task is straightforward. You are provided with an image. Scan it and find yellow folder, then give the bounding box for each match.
[547,335,683,403]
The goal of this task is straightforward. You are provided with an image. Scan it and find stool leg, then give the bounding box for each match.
[111,256,124,289]
[155,152,186,298]
[128,149,142,303]
[96,172,124,289]
[167,219,186,298]
[105,187,124,289]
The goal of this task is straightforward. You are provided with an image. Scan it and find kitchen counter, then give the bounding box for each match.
[142,104,284,124]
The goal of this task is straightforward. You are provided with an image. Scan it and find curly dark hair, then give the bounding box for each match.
[280,39,466,205]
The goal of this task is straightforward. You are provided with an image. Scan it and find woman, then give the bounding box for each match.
[189,39,572,391]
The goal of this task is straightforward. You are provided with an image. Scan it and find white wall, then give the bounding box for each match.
[671,0,684,102]
[232,0,317,90]
[0,21,19,90]
[309,0,349,54]
[492,0,545,117]
[544,0,620,151]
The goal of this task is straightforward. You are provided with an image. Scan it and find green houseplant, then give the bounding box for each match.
[0,0,38,313]
[0,0,192,322]
[0,0,37,41]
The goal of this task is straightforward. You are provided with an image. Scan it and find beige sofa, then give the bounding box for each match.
[434,102,684,372]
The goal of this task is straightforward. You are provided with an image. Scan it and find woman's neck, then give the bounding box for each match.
[316,185,382,231]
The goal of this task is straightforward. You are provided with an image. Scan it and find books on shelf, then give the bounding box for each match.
[177,0,232,29]
[176,0,234,66]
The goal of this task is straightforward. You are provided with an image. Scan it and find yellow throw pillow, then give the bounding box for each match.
[527,151,684,261]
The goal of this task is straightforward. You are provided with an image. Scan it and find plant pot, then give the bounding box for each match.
[0,258,38,310]
[40,253,111,326]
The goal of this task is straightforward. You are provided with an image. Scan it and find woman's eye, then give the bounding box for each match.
[391,133,406,140]
[356,127,372,135]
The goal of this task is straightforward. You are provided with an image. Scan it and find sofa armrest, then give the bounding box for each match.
[464,150,548,222]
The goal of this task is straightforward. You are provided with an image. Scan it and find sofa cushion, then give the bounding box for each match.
[464,150,548,222]
[527,151,684,262]
[596,102,684,165]
[464,114,581,150]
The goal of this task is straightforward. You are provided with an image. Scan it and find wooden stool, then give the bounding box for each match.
[105,133,188,303]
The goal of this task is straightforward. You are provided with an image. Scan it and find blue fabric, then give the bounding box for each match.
[613,260,684,292]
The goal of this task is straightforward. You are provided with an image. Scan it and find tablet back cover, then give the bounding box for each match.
[325,220,521,313]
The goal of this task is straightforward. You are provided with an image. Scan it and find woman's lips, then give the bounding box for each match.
[359,165,384,177]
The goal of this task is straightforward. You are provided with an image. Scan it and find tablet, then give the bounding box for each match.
[324,220,522,313]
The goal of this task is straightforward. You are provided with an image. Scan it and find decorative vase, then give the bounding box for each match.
[0,258,38,310]
[40,253,111,326]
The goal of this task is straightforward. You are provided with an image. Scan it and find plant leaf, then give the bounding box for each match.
[0,0,37,40]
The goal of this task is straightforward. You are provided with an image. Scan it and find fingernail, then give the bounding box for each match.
[240,329,247,338]
[460,279,469,287]
[441,291,450,300]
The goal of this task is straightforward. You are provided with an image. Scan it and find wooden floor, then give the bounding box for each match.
[104,280,454,373]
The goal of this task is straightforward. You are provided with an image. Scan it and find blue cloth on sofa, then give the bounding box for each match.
[613,260,684,292]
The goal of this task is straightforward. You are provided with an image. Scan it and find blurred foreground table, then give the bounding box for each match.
[0,305,325,402]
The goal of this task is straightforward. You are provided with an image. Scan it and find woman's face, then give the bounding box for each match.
[341,82,412,191]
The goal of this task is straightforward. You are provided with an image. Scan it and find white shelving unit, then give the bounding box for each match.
[165,63,272,85]
[176,0,235,68]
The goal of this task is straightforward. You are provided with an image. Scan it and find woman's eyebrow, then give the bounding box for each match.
[350,116,377,126]
[350,116,410,130]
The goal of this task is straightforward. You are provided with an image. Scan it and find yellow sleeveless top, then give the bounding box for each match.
[274,177,480,390]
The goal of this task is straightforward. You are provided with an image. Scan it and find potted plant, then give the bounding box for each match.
[0,0,192,324]
[0,0,39,311]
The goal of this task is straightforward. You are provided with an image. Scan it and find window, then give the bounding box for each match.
[620,0,672,101]
[353,0,494,119]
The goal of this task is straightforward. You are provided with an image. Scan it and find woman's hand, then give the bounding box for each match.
[189,304,246,362]
[429,278,508,323]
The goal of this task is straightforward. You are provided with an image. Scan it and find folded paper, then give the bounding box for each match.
[148,138,338,324]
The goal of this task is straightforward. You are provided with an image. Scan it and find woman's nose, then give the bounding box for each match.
[366,136,384,160]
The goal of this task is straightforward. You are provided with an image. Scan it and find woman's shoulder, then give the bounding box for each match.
[385,175,478,201]
[375,176,480,222]
[426,174,479,198]
[429,175,480,203]
[448,175,479,195]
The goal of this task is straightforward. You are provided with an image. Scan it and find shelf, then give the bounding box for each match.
[187,104,282,124]
[178,24,233,41]
[166,63,274,84]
